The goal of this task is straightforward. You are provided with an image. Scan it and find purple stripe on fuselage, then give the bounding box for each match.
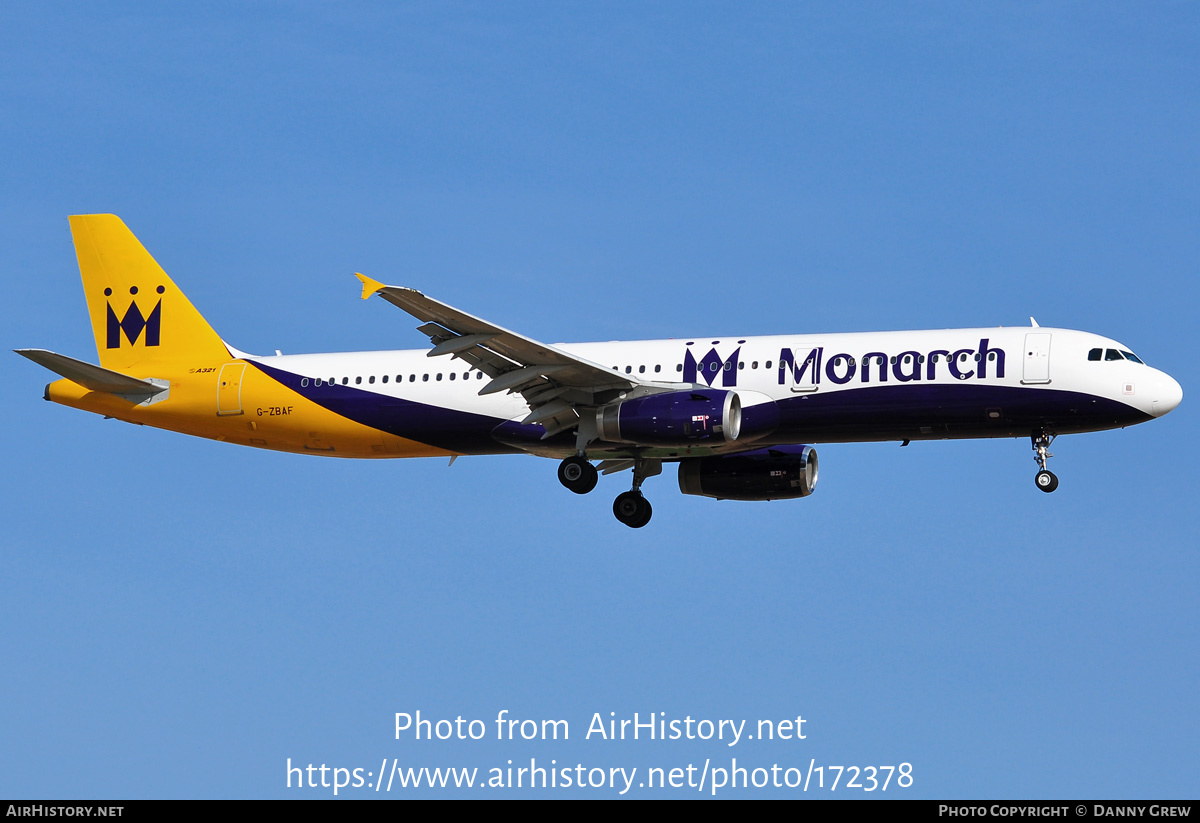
[249,360,520,454]
[765,383,1148,443]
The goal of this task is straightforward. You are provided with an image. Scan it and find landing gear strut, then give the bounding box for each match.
[613,456,661,528]
[558,455,598,494]
[1032,430,1059,493]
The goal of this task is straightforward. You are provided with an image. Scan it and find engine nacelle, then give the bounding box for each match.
[677,445,818,501]
[597,389,741,446]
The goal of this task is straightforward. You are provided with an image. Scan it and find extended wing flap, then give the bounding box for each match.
[15,348,167,398]
[355,278,641,405]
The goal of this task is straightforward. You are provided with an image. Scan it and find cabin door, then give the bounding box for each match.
[217,363,247,415]
[1021,333,1052,385]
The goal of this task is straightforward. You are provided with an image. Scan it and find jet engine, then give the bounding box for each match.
[677,445,818,501]
[596,389,742,446]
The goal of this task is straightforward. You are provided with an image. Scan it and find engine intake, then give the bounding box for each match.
[597,389,741,446]
[678,445,818,501]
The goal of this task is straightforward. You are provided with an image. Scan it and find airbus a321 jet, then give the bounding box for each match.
[18,215,1183,527]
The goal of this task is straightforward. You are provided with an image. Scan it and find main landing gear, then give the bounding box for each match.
[1032,430,1059,493]
[557,455,598,494]
[613,491,652,529]
[613,457,660,528]
[556,454,661,528]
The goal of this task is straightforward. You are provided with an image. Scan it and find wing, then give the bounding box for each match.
[355,275,653,438]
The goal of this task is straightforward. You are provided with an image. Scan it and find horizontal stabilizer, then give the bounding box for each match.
[15,348,166,397]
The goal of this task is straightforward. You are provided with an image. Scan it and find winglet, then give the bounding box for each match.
[355,272,386,300]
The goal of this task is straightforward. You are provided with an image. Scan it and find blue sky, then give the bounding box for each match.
[2,3,1197,798]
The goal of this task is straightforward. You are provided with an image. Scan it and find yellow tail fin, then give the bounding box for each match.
[70,214,229,371]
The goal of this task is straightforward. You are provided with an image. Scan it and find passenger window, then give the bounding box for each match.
[449,372,456,380]
[382,375,388,383]
[638,365,645,373]
[422,374,429,382]
[675,364,682,372]
[355,376,362,384]
[301,378,309,387]
[342,377,348,385]
[368,376,375,384]
[655,364,662,373]
[1088,348,1102,361]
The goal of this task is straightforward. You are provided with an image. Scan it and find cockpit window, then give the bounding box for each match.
[1089,347,1145,365]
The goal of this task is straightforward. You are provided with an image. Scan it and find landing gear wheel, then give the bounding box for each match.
[631,497,652,528]
[613,491,652,528]
[1031,430,1059,494]
[558,456,598,494]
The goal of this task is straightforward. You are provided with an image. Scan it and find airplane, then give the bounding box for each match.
[17,215,1183,527]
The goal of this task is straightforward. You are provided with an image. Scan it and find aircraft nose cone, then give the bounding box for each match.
[1152,373,1183,417]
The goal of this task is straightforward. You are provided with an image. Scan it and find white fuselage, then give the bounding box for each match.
[243,325,1181,459]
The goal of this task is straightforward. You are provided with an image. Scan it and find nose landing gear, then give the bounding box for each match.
[1032,430,1059,493]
